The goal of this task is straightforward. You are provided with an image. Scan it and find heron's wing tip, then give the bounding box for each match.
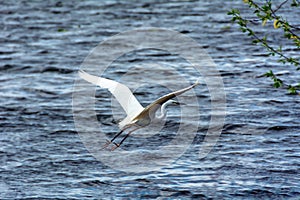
[194,77,201,86]
[78,69,86,76]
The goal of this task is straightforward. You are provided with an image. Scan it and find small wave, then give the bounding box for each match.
[40,67,74,74]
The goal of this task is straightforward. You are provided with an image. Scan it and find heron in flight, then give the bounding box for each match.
[78,70,199,150]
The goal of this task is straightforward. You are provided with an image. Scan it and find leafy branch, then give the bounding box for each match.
[264,70,300,94]
[228,0,300,94]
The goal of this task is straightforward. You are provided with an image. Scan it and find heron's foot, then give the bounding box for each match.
[110,142,120,151]
[100,139,111,150]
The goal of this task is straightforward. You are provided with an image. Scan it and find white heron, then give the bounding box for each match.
[78,70,199,150]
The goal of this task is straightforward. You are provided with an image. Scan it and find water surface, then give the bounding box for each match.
[1,0,299,199]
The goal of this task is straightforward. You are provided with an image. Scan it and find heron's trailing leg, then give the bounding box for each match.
[111,126,141,151]
[100,129,124,150]
[101,124,134,150]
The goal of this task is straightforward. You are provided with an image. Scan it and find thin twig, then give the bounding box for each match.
[273,0,289,13]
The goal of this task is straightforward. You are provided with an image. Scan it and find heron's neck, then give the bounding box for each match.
[156,100,172,119]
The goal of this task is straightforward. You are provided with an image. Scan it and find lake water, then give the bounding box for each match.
[1,0,299,199]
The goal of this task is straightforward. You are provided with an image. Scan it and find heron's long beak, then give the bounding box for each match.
[171,101,186,106]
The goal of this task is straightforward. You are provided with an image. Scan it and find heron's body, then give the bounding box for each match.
[78,70,199,150]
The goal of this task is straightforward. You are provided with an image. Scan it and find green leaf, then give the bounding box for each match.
[263,70,274,77]
[57,28,67,32]
[288,85,298,94]
[252,39,259,44]
[291,0,300,7]
[273,80,282,88]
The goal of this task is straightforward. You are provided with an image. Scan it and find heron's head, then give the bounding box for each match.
[166,99,184,106]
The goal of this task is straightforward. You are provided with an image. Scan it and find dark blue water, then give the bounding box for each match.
[1,0,299,199]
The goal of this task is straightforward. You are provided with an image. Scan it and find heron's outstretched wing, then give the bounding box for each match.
[78,70,144,119]
[133,80,199,121]
[151,80,199,106]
